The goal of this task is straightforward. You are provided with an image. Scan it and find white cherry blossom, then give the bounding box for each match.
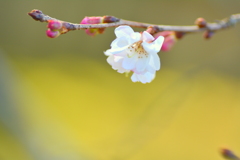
[105,26,164,83]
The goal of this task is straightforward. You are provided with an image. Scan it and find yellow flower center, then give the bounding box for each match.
[127,41,148,58]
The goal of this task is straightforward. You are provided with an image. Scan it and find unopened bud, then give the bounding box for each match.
[220,148,239,160]
[47,20,62,30]
[174,31,185,39]
[102,16,120,23]
[46,29,60,38]
[80,16,105,36]
[195,17,207,28]
[85,28,105,36]
[28,9,43,21]
[146,26,160,35]
[80,16,103,24]
[203,30,214,39]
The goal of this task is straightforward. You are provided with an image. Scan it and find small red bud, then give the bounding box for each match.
[203,30,214,39]
[146,26,160,35]
[195,17,207,28]
[174,31,185,39]
[46,29,60,38]
[102,16,120,23]
[47,20,62,30]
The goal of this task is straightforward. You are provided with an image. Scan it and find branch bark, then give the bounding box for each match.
[28,9,240,33]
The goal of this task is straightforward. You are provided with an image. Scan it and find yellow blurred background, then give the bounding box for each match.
[0,0,240,160]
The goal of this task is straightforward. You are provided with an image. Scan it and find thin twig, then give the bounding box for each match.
[28,9,240,33]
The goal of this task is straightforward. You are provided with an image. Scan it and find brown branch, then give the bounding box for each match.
[28,9,240,33]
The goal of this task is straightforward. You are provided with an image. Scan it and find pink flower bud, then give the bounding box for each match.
[47,20,62,30]
[46,29,60,38]
[84,28,105,36]
[80,16,103,24]
[220,148,239,159]
[154,31,176,51]
[80,16,105,36]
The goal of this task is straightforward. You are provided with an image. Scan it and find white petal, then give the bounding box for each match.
[114,61,128,73]
[139,72,155,83]
[131,73,138,82]
[131,71,155,83]
[107,55,128,73]
[122,55,138,70]
[137,74,147,83]
[144,72,156,82]
[111,37,129,48]
[129,32,141,44]
[114,55,123,62]
[142,41,155,54]
[136,56,149,72]
[115,26,134,38]
[111,56,123,69]
[107,55,114,65]
[104,45,128,55]
[152,36,164,52]
[142,31,154,42]
[146,65,156,74]
[107,55,121,69]
[149,53,160,70]
[104,50,111,56]
[117,67,128,73]
[142,36,164,54]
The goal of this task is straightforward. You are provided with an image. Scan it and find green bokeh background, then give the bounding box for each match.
[0,0,240,160]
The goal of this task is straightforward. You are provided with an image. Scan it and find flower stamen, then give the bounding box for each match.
[127,41,148,58]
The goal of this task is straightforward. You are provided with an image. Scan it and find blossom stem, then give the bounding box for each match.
[28,9,240,33]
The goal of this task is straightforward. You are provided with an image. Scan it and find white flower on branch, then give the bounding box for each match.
[105,26,164,83]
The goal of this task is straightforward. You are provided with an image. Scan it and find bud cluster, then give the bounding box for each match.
[195,17,214,39]
[46,20,63,38]
[80,16,120,36]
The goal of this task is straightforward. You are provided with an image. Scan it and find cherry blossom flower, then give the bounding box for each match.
[105,26,164,83]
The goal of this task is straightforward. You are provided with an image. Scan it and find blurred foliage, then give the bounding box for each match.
[0,0,240,160]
